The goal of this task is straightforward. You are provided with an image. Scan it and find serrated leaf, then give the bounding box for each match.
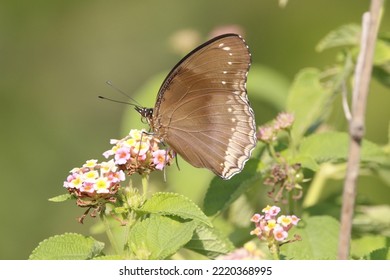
[185,225,235,259]
[286,68,332,143]
[281,216,339,259]
[128,215,196,260]
[316,24,361,52]
[298,131,388,165]
[48,193,73,202]
[203,158,260,216]
[29,233,104,260]
[351,235,388,259]
[139,192,211,227]
[368,248,390,260]
[93,255,125,260]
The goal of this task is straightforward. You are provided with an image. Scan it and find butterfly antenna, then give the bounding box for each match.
[98,95,137,107]
[105,80,142,107]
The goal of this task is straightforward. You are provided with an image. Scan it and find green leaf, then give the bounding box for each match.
[373,64,390,87]
[316,24,361,52]
[139,192,212,227]
[354,205,390,236]
[298,131,388,165]
[368,248,390,260]
[351,235,389,259]
[29,233,104,260]
[185,225,235,259]
[247,64,290,111]
[203,158,260,216]
[286,68,333,142]
[291,155,320,171]
[93,255,125,260]
[128,215,196,260]
[298,132,348,163]
[48,193,73,202]
[281,216,339,259]
[378,167,390,186]
[373,39,390,66]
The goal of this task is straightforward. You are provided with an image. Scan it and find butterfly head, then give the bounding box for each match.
[135,106,154,125]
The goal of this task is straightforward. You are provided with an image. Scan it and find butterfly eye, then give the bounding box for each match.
[135,107,152,118]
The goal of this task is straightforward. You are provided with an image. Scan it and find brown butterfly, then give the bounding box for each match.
[136,33,256,179]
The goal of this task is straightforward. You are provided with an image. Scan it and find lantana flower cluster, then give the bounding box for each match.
[103,129,175,176]
[63,159,125,207]
[63,129,175,217]
[217,241,265,260]
[250,205,300,243]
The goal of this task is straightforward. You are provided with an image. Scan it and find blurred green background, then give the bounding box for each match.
[1,0,389,259]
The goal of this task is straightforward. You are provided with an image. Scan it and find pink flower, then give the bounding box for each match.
[263,205,281,220]
[153,150,167,170]
[114,147,131,165]
[103,149,114,158]
[256,125,277,143]
[290,215,300,225]
[217,241,264,260]
[274,112,294,130]
[250,213,263,223]
[65,174,82,189]
[273,225,288,241]
[80,182,95,194]
[108,170,126,183]
[64,174,75,188]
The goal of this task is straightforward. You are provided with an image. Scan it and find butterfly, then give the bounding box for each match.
[135,33,256,179]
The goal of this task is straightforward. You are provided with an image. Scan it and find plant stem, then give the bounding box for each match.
[269,242,280,260]
[303,163,346,208]
[141,174,149,197]
[100,212,121,255]
[268,144,278,160]
[338,0,383,260]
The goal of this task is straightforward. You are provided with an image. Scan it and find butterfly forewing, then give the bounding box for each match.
[150,34,256,179]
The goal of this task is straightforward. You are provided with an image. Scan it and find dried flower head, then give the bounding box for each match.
[265,162,303,203]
